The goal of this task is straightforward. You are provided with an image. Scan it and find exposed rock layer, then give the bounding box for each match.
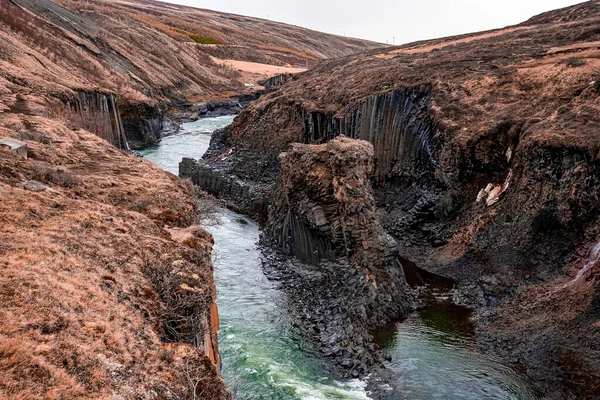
[264,137,413,377]
[65,90,129,149]
[269,137,399,267]
[195,2,600,397]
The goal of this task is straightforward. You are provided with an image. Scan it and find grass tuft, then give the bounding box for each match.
[189,35,223,45]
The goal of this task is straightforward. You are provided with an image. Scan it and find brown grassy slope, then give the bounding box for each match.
[0,109,228,399]
[229,0,600,153]
[0,0,380,112]
[65,0,382,64]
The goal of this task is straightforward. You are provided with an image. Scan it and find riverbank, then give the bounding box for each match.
[0,113,227,398]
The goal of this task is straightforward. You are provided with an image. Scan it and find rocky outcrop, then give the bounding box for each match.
[119,101,164,149]
[258,74,293,90]
[263,137,413,377]
[66,91,129,150]
[170,94,262,124]
[268,137,400,266]
[0,138,28,157]
[180,157,268,218]
[179,125,279,221]
[299,87,437,180]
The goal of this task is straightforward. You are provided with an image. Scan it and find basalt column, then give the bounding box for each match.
[265,136,413,376]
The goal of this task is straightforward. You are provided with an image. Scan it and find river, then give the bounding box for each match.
[139,115,537,400]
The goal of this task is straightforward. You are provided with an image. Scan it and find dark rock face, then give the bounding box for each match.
[120,101,164,149]
[65,91,128,150]
[258,73,293,90]
[263,137,413,377]
[180,157,268,218]
[268,137,399,267]
[170,94,262,124]
[299,87,437,180]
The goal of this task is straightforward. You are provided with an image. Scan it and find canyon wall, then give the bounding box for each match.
[258,73,294,90]
[65,91,129,150]
[198,2,600,396]
[299,87,437,180]
[119,101,164,148]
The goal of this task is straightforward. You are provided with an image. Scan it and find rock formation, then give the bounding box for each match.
[269,137,398,267]
[192,1,600,397]
[262,137,412,377]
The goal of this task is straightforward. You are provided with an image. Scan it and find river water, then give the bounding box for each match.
[139,116,537,400]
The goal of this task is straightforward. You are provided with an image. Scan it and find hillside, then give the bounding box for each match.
[0,0,379,398]
[0,0,381,147]
[194,1,600,397]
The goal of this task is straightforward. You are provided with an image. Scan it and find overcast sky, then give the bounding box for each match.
[155,0,584,44]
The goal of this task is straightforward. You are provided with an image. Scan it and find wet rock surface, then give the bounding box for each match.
[260,246,412,379]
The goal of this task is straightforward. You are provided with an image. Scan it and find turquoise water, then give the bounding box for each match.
[140,115,537,400]
[140,115,235,174]
[206,209,371,399]
[375,290,538,400]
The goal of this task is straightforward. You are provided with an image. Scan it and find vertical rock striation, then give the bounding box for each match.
[66,90,129,150]
[300,87,437,180]
[269,136,399,266]
[263,136,413,376]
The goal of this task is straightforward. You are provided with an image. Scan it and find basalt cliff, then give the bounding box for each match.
[183,1,600,397]
[264,137,413,377]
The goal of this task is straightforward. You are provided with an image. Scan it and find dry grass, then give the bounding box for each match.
[145,260,211,346]
[0,0,67,56]
[29,163,82,188]
[0,110,227,399]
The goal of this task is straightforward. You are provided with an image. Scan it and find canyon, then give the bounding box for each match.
[2,0,600,399]
[183,1,600,398]
[0,0,376,398]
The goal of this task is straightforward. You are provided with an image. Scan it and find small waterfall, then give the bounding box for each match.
[562,241,600,288]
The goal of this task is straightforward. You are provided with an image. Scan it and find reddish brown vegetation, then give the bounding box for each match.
[0,111,227,399]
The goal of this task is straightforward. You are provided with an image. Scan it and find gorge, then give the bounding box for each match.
[1,0,600,399]
[142,113,536,400]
